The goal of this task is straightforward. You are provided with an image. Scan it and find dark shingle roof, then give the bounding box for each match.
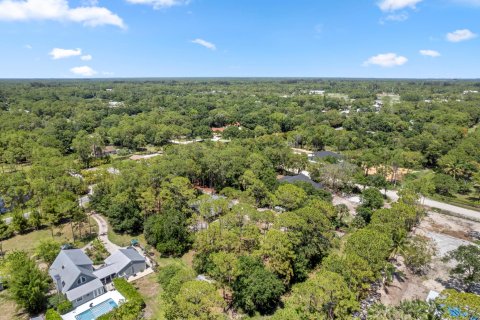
[311,151,342,159]
[278,174,323,189]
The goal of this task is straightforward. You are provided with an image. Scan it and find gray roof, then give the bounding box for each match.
[93,264,118,280]
[94,248,145,279]
[65,278,104,301]
[279,174,324,189]
[310,151,342,159]
[49,250,94,293]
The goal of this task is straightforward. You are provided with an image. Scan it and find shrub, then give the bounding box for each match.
[57,299,73,315]
[97,300,144,320]
[113,278,145,307]
[45,309,62,320]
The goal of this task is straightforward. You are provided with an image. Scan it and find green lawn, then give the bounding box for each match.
[105,219,146,248]
[135,256,192,320]
[1,218,98,254]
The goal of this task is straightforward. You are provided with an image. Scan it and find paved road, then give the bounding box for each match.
[91,213,120,254]
[381,188,480,221]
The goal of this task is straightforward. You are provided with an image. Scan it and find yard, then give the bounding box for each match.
[105,219,146,248]
[132,251,195,320]
[0,291,28,320]
[0,217,98,254]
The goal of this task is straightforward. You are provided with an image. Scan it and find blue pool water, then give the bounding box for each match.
[75,299,118,320]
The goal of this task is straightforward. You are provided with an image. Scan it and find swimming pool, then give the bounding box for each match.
[75,298,118,320]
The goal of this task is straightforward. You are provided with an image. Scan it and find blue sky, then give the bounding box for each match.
[0,0,479,78]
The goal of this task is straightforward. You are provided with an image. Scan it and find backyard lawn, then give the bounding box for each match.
[106,218,146,248]
[0,217,98,254]
[133,254,193,320]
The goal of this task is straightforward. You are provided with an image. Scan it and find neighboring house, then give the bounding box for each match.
[49,248,146,308]
[102,146,118,156]
[308,151,342,162]
[94,248,146,285]
[278,174,323,190]
[49,250,106,308]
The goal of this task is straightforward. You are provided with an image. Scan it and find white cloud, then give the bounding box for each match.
[363,53,408,67]
[446,29,477,42]
[0,0,125,29]
[70,66,97,76]
[24,44,32,49]
[378,0,422,11]
[191,38,216,50]
[125,0,189,9]
[81,54,93,61]
[420,49,441,57]
[49,48,82,59]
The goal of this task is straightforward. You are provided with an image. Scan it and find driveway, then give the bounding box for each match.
[91,213,121,254]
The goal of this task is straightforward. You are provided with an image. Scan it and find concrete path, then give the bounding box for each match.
[91,213,120,254]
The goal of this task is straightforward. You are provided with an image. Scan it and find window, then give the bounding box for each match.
[77,297,83,302]
[77,276,87,285]
[61,281,65,287]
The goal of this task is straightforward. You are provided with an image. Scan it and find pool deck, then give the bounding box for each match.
[62,290,125,320]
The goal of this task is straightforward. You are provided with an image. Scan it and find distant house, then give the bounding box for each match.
[278,174,323,189]
[211,122,241,135]
[102,146,118,156]
[308,151,342,162]
[211,127,226,133]
[94,248,146,285]
[49,250,106,308]
[49,248,146,308]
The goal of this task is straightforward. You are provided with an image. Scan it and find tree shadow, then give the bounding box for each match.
[436,276,480,294]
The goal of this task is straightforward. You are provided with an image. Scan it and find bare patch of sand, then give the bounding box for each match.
[379,211,480,306]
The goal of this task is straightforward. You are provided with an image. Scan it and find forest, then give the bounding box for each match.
[1,79,480,319]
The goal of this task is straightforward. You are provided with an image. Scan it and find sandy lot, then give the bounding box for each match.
[379,211,480,306]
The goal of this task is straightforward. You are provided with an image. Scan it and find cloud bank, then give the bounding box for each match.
[0,0,125,28]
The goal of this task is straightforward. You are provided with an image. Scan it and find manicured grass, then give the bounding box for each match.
[1,218,98,254]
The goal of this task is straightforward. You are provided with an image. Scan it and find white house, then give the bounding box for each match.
[49,247,146,308]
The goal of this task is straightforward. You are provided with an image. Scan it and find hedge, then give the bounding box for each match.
[113,278,145,307]
[95,278,146,320]
[96,301,144,320]
[57,300,73,315]
[45,309,62,320]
